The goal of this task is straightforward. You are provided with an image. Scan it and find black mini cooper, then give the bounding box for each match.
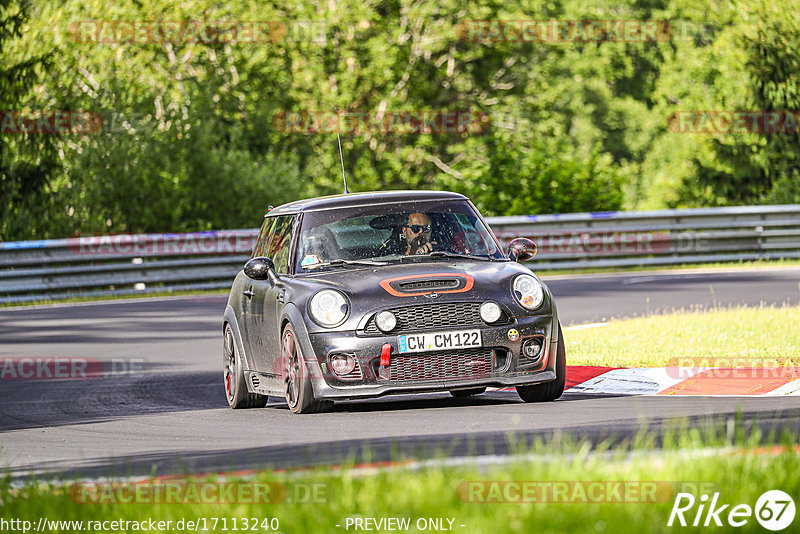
[223,191,565,413]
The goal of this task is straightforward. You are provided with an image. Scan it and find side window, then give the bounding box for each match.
[268,216,295,274]
[252,217,277,258]
[453,213,496,254]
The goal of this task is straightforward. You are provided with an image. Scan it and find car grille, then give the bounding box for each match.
[378,348,495,382]
[363,302,508,335]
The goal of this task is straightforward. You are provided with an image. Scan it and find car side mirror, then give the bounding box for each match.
[507,238,537,263]
[244,256,280,285]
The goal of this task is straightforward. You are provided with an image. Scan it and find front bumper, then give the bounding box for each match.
[305,315,557,400]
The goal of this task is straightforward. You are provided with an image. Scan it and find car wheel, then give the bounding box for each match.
[224,323,268,409]
[450,387,487,398]
[282,323,332,414]
[516,321,566,403]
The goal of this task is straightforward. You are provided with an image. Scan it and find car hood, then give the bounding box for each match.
[288,259,550,332]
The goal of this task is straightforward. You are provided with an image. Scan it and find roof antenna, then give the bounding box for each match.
[337,133,350,194]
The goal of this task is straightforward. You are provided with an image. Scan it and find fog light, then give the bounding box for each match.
[330,354,356,376]
[480,301,502,323]
[375,310,397,332]
[522,338,543,361]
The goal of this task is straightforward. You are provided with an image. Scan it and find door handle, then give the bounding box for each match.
[243,289,254,298]
[276,289,285,303]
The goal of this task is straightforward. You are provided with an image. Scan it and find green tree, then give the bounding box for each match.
[0,0,59,240]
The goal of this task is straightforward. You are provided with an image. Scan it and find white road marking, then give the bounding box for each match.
[622,276,662,285]
[764,380,800,396]
[564,322,609,331]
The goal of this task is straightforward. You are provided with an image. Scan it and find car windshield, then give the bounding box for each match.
[295,199,504,272]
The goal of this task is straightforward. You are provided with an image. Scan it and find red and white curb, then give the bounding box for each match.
[563,366,800,396]
[491,366,800,396]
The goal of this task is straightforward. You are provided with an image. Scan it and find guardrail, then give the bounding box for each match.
[2,204,799,303]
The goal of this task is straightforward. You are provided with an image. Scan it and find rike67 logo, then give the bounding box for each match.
[668,490,795,531]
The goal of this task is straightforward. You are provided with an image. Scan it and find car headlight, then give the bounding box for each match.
[309,289,349,327]
[375,310,397,332]
[513,274,544,310]
[480,301,503,323]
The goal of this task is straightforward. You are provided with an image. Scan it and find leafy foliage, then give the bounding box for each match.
[0,0,59,240]
[0,0,798,239]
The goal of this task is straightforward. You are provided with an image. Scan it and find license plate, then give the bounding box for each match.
[397,330,482,353]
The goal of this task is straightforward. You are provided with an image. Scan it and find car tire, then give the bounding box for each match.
[224,323,268,409]
[282,323,332,414]
[450,387,487,398]
[516,321,566,403]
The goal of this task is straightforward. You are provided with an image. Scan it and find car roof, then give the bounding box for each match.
[266,190,468,216]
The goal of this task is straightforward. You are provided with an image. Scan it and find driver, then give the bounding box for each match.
[403,213,437,255]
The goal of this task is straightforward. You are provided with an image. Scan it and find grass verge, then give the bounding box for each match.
[538,257,800,277]
[0,288,229,309]
[567,304,800,368]
[3,427,798,534]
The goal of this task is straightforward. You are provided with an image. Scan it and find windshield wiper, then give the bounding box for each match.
[401,251,492,262]
[312,259,388,269]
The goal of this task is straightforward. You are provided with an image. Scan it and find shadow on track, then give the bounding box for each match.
[0,369,227,432]
[263,390,624,413]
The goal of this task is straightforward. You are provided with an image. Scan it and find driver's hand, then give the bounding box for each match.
[415,241,436,254]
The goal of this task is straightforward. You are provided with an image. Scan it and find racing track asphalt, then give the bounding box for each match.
[1,266,799,480]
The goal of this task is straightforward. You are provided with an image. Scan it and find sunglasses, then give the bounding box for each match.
[404,224,431,234]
